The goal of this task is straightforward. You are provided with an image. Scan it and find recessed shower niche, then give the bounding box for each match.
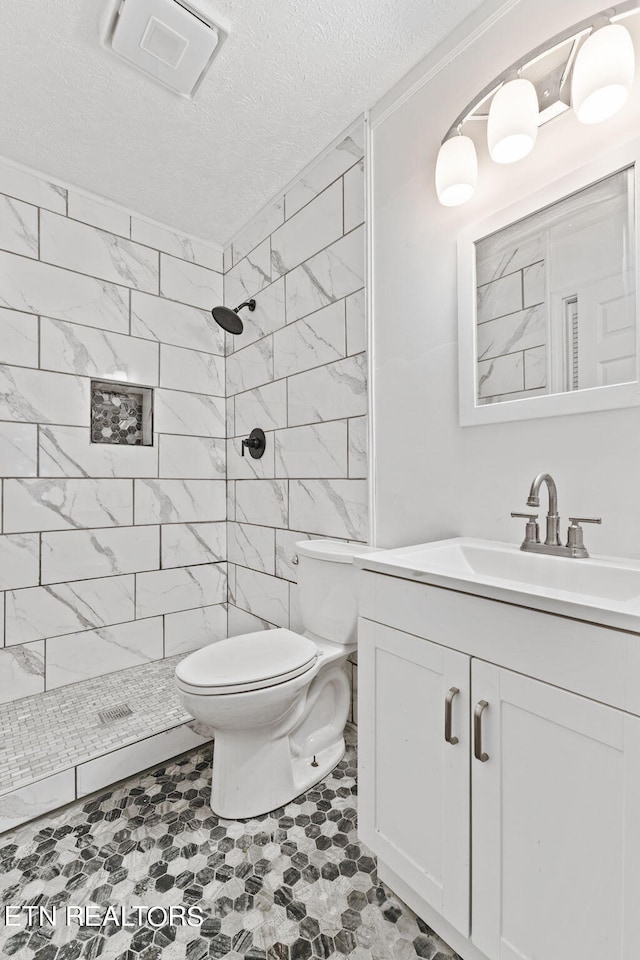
[90,380,153,446]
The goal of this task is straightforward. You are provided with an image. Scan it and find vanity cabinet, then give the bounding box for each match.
[358,619,471,936]
[471,660,640,960]
[358,569,640,960]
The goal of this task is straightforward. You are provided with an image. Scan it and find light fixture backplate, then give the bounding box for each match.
[442,1,639,143]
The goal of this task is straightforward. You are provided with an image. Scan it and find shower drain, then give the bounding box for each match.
[98,703,134,725]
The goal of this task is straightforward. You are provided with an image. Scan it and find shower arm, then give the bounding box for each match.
[235,299,256,313]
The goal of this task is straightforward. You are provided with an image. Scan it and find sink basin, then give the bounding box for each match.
[356,538,640,631]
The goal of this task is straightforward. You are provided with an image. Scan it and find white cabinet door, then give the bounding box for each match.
[358,618,471,936]
[472,659,640,960]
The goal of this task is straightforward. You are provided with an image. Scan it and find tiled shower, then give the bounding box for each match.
[0,161,228,704]
[0,119,367,828]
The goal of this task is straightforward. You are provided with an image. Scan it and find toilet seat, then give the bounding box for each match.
[175,629,318,695]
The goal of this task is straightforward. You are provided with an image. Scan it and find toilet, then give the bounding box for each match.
[175,539,376,819]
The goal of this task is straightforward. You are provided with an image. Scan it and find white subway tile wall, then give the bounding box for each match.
[225,123,367,722]
[0,157,225,703]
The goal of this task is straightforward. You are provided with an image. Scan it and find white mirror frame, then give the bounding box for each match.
[458,140,640,426]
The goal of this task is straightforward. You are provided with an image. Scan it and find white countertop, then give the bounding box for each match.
[355,537,640,633]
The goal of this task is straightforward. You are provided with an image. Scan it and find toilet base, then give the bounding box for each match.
[291,736,346,798]
[208,661,351,820]
[210,729,347,821]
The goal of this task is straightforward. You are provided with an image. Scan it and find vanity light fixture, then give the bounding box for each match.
[435,2,638,206]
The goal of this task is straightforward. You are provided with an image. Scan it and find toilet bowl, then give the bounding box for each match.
[175,538,377,819]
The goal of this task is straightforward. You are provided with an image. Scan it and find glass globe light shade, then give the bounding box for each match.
[435,134,478,206]
[572,23,635,124]
[487,77,539,164]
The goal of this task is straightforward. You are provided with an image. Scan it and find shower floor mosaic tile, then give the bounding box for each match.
[0,657,189,795]
[0,735,459,960]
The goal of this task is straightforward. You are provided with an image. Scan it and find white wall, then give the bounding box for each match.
[370,0,640,558]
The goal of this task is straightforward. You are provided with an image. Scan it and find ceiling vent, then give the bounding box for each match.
[104,0,228,98]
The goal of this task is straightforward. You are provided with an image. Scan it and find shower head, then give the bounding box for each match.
[211,299,256,335]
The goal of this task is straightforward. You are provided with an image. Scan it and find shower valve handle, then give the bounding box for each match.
[241,437,261,456]
[241,428,266,460]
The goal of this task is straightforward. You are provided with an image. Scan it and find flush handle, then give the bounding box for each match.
[474,700,489,762]
[444,686,459,745]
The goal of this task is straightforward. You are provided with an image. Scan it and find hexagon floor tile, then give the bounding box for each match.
[0,735,460,960]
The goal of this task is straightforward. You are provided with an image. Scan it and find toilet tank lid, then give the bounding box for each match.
[175,629,317,689]
[295,539,379,564]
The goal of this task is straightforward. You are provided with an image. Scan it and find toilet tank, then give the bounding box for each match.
[295,540,379,645]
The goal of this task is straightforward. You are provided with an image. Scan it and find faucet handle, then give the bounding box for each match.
[511,512,540,545]
[566,517,601,556]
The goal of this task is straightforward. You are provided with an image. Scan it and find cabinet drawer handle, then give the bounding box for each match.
[444,687,459,745]
[474,700,489,762]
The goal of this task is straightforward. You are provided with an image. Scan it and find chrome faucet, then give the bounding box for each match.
[527,472,560,546]
[511,472,601,559]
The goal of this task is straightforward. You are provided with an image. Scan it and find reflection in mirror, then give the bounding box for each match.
[475,168,636,405]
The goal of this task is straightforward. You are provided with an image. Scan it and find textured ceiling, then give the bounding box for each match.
[0,0,484,243]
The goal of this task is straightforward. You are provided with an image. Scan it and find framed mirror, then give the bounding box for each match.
[458,143,640,425]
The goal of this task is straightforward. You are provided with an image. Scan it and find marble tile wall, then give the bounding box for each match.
[224,122,367,722]
[0,157,227,704]
[476,239,548,403]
